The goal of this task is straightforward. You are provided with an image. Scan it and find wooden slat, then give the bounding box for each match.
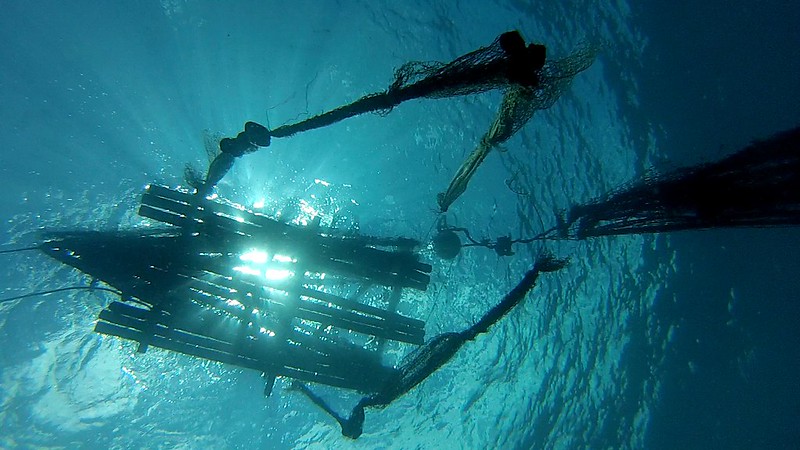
[141,192,193,216]
[178,273,422,344]
[104,301,389,372]
[200,260,424,331]
[145,184,195,203]
[99,308,240,353]
[201,270,425,341]
[144,184,428,255]
[299,286,425,330]
[96,321,385,391]
[142,185,431,291]
[133,186,429,348]
[98,303,394,389]
[270,300,423,345]
[137,205,186,228]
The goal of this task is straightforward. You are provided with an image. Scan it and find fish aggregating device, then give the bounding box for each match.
[6,26,800,439]
[27,30,591,438]
[40,184,432,396]
[31,124,800,438]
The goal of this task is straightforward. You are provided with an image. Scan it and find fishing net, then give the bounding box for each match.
[268,30,546,139]
[437,43,599,212]
[561,126,800,238]
[294,253,568,439]
[198,31,553,191]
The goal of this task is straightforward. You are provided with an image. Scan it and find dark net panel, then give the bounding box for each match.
[389,33,521,100]
[562,126,800,238]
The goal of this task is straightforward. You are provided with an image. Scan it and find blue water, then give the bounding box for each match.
[1,1,799,448]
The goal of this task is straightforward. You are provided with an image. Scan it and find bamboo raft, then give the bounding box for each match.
[40,185,432,394]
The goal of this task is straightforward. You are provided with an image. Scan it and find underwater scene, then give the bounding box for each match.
[1,1,799,449]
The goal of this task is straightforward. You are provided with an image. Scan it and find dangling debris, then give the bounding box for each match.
[558,126,800,238]
[294,253,568,438]
[437,43,599,212]
[199,31,551,192]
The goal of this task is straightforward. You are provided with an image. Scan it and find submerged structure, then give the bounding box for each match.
[29,124,800,438]
[35,183,567,439]
[41,184,431,395]
[7,30,592,438]
[4,25,799,439]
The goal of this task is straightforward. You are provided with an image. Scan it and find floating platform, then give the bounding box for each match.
[41,185,432,394]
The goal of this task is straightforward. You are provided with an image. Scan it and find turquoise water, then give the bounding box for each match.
[1,1,798,448]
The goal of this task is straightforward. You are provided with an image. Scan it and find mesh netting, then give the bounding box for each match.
[437,43,600,212]
[562,126,800,238]
[388,32,530,100]
[268,31,546,139]
[494,42,600,141]
[294,254,568,439]
[204,32,567,193]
